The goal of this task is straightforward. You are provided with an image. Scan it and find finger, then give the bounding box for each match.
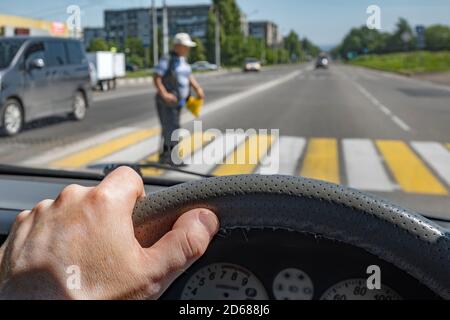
[1,210,34,261]
[143,209,219,296]
[94,166,145,211]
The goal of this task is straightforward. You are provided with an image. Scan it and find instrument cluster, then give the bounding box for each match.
[162,229,438,300]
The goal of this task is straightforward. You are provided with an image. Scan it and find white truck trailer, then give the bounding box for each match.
[87,52,126,91]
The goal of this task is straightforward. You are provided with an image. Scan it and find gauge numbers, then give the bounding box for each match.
[181,263,268,300]
[321,279,402,300]
[272,268,314,300]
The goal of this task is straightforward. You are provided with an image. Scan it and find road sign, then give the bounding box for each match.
[416,25,426,49]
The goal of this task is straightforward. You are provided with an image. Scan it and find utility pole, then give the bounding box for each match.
[215,6,221,68]
[151,0,158,65]
[162,0,169,55]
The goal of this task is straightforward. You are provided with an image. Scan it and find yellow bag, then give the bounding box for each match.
[186,96,204,118]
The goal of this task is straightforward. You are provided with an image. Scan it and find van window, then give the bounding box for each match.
[66,41,85,65]
[0,39,25,69]
[46,41,67,66]
[25,42,45,65]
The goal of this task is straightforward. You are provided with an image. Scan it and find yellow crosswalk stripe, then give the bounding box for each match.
[51,128,160,169]
[213,134,274,176]
[376,140,447,195]
[141,153,161,176]
[141,132,216,177]
[300,138,340,184]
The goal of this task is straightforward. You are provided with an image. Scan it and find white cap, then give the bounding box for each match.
[173,33,197,48]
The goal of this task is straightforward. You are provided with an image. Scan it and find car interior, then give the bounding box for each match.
[1,166,449,300]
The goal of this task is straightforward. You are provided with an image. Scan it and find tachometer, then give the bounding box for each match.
[272,268,314,300]
[320,279,402,300]
[181,263,268,300]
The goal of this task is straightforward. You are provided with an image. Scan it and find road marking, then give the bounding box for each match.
[300,138,340,184]
[165,133,247,179]
[257,136,306,175]
[391,115,411,132]
[213,134,274,176]
[180,69,304,124]
[142,132,217,177]
[447,143,450,151]
[376,140,447,195]
[141,153,162,176]
[20,127,143,167]
[93,88,155,103]
[94,135,160,164]
[51,128,160,169]
[353,82,411,132]
[411,142,450,187]
[343,139,395,192]
[175,132,217,160]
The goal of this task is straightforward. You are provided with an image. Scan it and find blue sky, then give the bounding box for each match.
[0,0,449,46]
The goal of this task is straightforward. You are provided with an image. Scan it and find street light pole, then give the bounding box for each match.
[162,0,169,55]
[151,0,158,65]
[215,6,221,68]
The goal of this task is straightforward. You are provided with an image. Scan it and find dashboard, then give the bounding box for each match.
[161,229,439,300]
[0,170,447,300]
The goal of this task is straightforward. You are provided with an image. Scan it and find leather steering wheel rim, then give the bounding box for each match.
[132,175,450,299]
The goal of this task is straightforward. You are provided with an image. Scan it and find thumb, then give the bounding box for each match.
[143,209,219,296]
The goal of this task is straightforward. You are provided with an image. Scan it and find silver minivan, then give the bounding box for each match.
[0,37,92,136]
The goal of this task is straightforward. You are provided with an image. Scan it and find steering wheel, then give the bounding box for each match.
[132,175,450,299]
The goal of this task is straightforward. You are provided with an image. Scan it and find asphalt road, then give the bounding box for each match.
[1,63,450,219]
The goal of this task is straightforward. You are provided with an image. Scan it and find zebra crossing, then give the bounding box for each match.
[39,127,450,196]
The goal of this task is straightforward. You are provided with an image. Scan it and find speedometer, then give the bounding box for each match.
[181,263,268,300]
[320,279,402,300]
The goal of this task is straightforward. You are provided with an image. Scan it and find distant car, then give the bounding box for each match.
[315,54,330,69]
[126,63,139,72]
[0,36,92,136]
[191,61,218,72]
[243,58,261,72]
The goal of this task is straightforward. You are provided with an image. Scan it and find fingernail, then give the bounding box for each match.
[197,210,219,236]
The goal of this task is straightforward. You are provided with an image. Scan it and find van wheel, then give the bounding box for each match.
[69,92,87,121]
[1,99,24,136]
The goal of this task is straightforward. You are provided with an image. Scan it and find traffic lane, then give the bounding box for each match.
[340,65,450,141]
[184,65,449,218]
[91,65,298,104]
[6,65,296,140]
[195,66,409,140]
[0,65,302,162]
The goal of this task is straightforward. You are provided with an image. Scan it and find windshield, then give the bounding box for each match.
[0,39,25,69]
[0,0,449,221]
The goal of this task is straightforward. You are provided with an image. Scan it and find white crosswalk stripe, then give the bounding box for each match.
[165,133,247,180]
[411,142,450,186]
[257,136,306,175]
[343,139,396,192]
[36,128,450,195]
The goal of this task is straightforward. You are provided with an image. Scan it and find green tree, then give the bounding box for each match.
[284,31,302,62]
[125,37,145,58]
[87,38,108,52]
[425,25,450,51]
[189,38,207,62]
[206,0,245,66]
[123,37,145,69]
[302,38,320,57]
[386,18,415,52]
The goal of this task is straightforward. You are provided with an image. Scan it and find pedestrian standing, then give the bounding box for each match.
[153,33,205,166]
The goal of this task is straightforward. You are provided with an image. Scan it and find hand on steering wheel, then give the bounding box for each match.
[0,167,219,300]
